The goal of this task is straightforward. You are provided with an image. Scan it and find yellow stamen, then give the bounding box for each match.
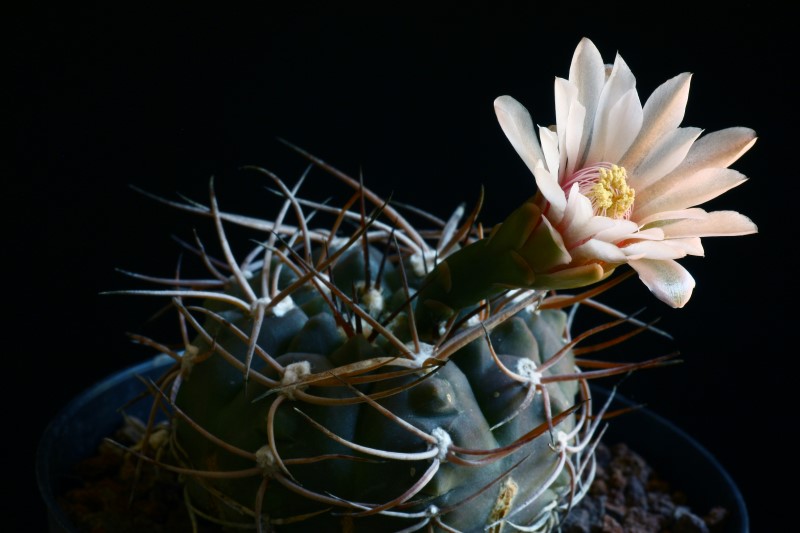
[589,165,635,219]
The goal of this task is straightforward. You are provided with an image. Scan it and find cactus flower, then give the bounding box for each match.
[494,37,757,307]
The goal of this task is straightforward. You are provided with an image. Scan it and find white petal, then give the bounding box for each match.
[619,73,693,172]
[539,125,561,178]
[607,52,637,92]
[573,215,621,242]
[622,240,689,260]
[554,77,584,178]
[564,92,587,178]
[666,237,705,257]
[636,207,708,228]
[660,210,758,238]
[588,53,641,163]
[635,168,749,220]
[560,187,617,246]
[494,96,546,174]
[569,38,606,92]
[568,37,606,169]
[630,127,703,189]
[592,88,643,163]
[571,238,628,264]
[674,127,757,173]
[532,161,566,222]
[593,219,639,242]
[534,216,572,266]
[624,227,665,241]
[628,258,696,308]
[560,184,594,240]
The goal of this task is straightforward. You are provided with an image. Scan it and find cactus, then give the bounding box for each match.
[107,37,757,532]
[111,143,667,533]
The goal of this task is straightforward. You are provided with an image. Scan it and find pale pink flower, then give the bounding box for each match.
[495,37,757,307]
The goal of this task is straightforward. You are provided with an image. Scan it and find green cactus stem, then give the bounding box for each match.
[412,198,612,341]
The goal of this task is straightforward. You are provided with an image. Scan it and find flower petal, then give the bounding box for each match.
[587,53,640,163]
[667,237,704,256]
[673,127,757,172]
[593,219,640,242]
[592,88,643,163]
[660,210,758,238]
[636,207,708,228]
[539,124,561,179]
[631,127,703,189]
[568,37,606,170]
[571,238,629,263]
[619,72,693,172]
[560,184,593,237]
[554,77,586,178]
[628,258,696,308]
[622,240,690,260]
[635,168,749,219]
[631,227,666,240]
[494,95,546,174]
[536,129,568,220]
[560,186,618,246]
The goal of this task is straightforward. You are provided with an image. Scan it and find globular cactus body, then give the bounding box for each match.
[174,247,581,531]
[120,152,614,532]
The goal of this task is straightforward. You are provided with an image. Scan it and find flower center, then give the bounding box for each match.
[565,163,635,219]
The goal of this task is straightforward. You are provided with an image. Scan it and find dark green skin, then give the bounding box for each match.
[412,199,603,340]
[174,229,581,531]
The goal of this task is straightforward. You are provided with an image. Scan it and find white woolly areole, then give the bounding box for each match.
[270,295,295,317]
[431,427,452,462]
[181,345,199,375]
[251,295,296,317]
[355,281,384,315]
[466,315,481,327]
[525,304,542,315]
[442,314,482,336]
[255,445,280,477]
[147,427,170,450]
[504,288,544,315]
[554,430,570,453]
[280,360,311,399]
[517,358,542,387]
[408,342,436,367]
[314,273,332,296]
[409,251,438,277]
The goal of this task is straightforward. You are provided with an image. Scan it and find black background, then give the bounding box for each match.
[13,4,795,532]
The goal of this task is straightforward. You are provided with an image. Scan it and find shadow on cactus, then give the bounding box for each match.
[102,37,757,533]
[104,141,675,532]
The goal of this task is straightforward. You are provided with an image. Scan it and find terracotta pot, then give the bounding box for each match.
[36,355,748,532]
